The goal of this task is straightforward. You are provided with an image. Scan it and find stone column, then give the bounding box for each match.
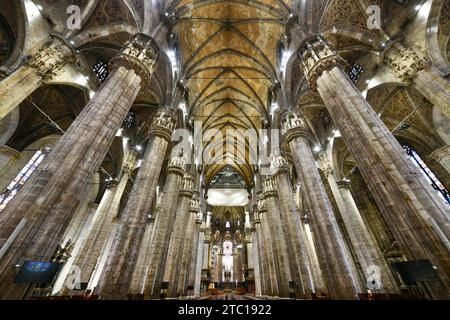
[271,155,314,298]
[187,201,202,295]
[193,222,205,297]
[164,175,194,297]
[141,154,187,298]
[96,108,177,299]
[235,249,243,283]
[0,35,77,119]
[252,208,266,296]
[249,215,262,297]
[280,110,362,299]
[430,146,450,175]
[0,33,160,300]
[176,201,199,296]
[384,45,450,119]
[65,151,137,293]
[300,37,450,298]
[256,196,278,296]
[262,177,293,298]
[301,217,327,295]
[317,151,399,294]
[200,213,212,292]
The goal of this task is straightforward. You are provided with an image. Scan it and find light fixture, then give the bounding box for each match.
[136,145,142,151]
[313,145,322,153]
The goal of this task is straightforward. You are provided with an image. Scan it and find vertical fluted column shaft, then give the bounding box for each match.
[263,179,293,298]
[97,110,176,299]
[74,156,135,287]
[193,227,205,297]
[0,36,77,119]
[176,208,198,295]
[281,107,362,299]
[258,207,278,295]
[0,54,147,299]
[187,213,203,291]
[289,137,362,298]
[337,180,399,293]
[272,158,314,297]
[164,177,193,297]
[142,158,187,298]
[253,215,267,295]
[303,40,450,297]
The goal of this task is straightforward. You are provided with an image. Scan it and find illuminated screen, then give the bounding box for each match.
[14,261,61,284]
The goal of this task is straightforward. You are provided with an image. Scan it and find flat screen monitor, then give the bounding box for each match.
[394,260,439,285]
[14,261,61,284]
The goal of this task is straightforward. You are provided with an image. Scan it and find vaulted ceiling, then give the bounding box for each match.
[1,0,448,192]
[172,0,292,186]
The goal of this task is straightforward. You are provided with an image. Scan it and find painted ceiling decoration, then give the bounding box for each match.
[1,0,448,224]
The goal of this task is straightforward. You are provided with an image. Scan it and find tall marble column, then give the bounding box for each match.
[96,108,177,299]
[299,37,450,298]
[252,207,266,296]
[65,151,138,293]
[271,155,314,298]
[262,177,293,298]
[256,196,278,296]
[301,217,327,295]
[200,212,212,292]
[193,220,205,297]
[248,213,262,297]
[187,200,203,295]
[0,33,159,300]
[141,154,187,298]
[317,151,399,294]
[164,175,194,297]
[384,44,450,119]
[280,110,362,299]
[0,35,77,119]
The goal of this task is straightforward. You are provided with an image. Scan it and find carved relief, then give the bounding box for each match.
[280,108,312,145]
[148,107,177,142]
[385,46,426,83]
[299,38,348,89]
[26,37,75,81]
[109,33,159,87]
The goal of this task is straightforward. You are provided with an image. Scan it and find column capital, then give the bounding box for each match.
[256,193,267,213]
[269,155,290,176]
[148,107,177,142]
[316,150,333,176]
[105,179,120,190]
[180,174,194,197]
[0,145,21,161]
[298,36,348,89]
[430,145,450,163]
[384,45,425,84]
[337,179,351,190]
[109,33,159,87]
[280,108,314,145]
[262,176,278,198]
[167,152,187,175]
[26,34,77,81]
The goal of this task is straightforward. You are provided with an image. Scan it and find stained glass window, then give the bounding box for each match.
[223,240,233,272]
[403,145,449,205]
[93,61,109,83]
[349,63,364,84]
[0,147,51,212]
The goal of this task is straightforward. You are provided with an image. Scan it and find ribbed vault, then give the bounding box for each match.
[173,0,292,185]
